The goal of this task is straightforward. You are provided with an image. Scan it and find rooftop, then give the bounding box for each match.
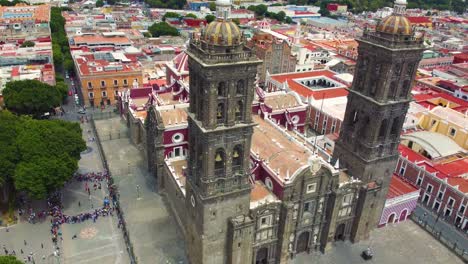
[159,107,188,127]
[263,92,303,111]
[269,70,348,99]
[250,181,278,209]
[401,131,465,159]
[387,175,418,199]
[0,4,50,23]
[251,115,310,183]
[74,52,142,76]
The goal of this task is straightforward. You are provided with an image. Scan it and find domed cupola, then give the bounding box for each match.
[376,0,413,36]
[200,0,243,47]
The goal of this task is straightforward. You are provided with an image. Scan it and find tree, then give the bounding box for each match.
[205,14,216,23]
[276,11,286,22]
[452,0,466,14]
[145,0,186,9]
[3,80,63,117]
[162,12,181,21]
[63,57,75,73]
[96,0,104,7]
[20,41,35,48]
[209,1,216,11]
[0,256,23,264]
[185,13,197,19]
[232,18,240,25]
[143,32,152,38]
[4,116,86,199]
[0,111,20,189]
[285,16,293,24]
[248,4,268,16]
[148,22,180,37]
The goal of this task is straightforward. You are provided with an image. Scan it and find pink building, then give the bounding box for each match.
[379,175,419,227]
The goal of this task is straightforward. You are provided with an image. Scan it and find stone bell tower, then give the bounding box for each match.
[333,0,424,242]
[184,0,262,263]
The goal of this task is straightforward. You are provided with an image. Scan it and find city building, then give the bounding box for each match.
[248,23,297,85]
[140,0,424,263]
[396,131,468,232]
[73,52,143,107]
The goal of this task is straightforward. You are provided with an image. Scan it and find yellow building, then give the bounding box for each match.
[419,106,468,150]
[74,52,143,107]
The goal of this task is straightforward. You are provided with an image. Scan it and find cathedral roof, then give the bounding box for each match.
[203,19,242,46]
[376,15,413,36]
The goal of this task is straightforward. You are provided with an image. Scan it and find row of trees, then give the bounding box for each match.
[51,7,74,73]
[144,0,186,9]
[248,4,294,24]
[287,0,465,14]
[0,256,23,264]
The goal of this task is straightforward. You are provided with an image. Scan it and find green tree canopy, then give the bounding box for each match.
[248,4,268,16]
[163,12,181,21]
[0,112,86,199]
[205,14,216,23]
[3,80,64,117]
[20,41,35,48]
[144,0,186,9]
[185,13,197,19]
[148,22,180,37]
[0,256,23,264]
[96,0,104,7]
[209,1,216,11]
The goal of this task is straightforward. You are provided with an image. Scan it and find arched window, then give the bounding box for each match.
[232,145,243,168]
[399,80,410,98]
[235,101,243,121]
[379,119,388,138]
[217,102,225,124]
[389,81,398,100]
[391,117,400,136]
[214,148,225,172]
[236,80,244,95]
[218,82,226,97]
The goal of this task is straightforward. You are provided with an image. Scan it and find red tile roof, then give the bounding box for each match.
[387,175,418,199]
[407,16,432,24]
[270,70,349,99]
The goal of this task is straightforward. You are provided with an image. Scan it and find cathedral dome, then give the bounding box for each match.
[203,19,242,46]
[376,15,412,35]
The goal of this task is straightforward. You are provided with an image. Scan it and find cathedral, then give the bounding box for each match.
[142,0,425,263]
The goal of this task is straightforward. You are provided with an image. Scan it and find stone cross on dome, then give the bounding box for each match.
[216,0,232,20]
[393,0,407,15]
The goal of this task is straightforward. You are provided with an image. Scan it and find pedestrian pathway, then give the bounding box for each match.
[95,117,188,264]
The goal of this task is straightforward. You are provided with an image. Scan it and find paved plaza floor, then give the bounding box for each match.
[59,121,129,264]
[294,220,464,264]
[95,117,188,264]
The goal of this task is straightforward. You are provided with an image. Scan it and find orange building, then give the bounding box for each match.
[73,52,143,107]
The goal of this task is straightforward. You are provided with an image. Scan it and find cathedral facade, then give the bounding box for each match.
[143,0,424,263]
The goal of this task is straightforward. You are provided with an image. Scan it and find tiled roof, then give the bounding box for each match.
[270,70,349,99]
[74,53,142,76]
[251,115,309,183]
[159,107,188,127]
[0,4,50,23]
[406,16,432,24]
[387,175,418,199]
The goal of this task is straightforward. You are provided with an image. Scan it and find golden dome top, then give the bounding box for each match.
[376,15,413,36]
[202,19,242,46]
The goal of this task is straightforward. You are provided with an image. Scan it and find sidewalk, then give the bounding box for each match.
[412,205,468,259]
[95,117,188,264]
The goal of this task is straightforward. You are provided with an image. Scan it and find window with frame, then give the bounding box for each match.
[303,201,315,214]
[114,90,119,96]
[102,91,107,97]
[342,193,353,206]
[259,215,271,228]
[448,197,455,207]
[123,79,128,85]
[437,191,443,200]
[459,204,466,214]
[101,80,106,87]
[113,79,118,86]
[307,183,317,193]
[416,176,422,186]
[88,92,94,98]
[88,82,92,88]
[427,184,433,193]
[449,128,456,137]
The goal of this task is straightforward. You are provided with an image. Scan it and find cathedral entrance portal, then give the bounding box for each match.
[335,223,346,241]
[255,247,268,264]
[296,232,310,253]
